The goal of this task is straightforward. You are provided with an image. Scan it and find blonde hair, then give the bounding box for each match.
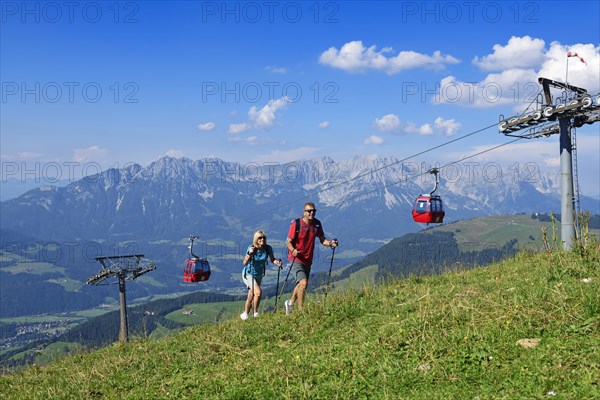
[253,230,267,247]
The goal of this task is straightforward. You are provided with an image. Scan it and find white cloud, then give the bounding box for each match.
[318,120,330,129]
[538,42,600,93]
[473,36,546,71]
[166,149,185,158]
[229,97,290,134]
[265,65,287,74]
[374,114,401,132]
[248,97,290,128]
[319,40,459,74]
[434,117,461,136]
[73,146,108,162]
[437,38,600,109]
[433,69,539,109]
[405,122,433,136]
[196,122,215,131]
[228,123,250,134]
[374,114,460,136]
[364,135,384,145]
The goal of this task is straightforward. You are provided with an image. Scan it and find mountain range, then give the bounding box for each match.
[2,155,597,241]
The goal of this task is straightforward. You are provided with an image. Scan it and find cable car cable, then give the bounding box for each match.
[229,121,499,230]
[268,136,523,298]
[338,136,525,206]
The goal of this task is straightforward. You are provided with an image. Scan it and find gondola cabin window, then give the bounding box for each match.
[415,199,428,213]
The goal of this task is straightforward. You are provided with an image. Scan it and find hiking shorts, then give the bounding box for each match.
[242,272,262,289]
[291,262,311,284]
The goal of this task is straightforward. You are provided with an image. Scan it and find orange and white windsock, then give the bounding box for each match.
[567,51,587,65]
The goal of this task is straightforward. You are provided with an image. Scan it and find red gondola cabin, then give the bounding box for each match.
[412,195,445,224]
[183,258,211,282]
[183,235,211,282]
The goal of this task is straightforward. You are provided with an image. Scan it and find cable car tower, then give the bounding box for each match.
[86,254,156,342]
[498,74,600,250]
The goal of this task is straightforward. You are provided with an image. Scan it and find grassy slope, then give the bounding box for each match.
[432,214,553,251]
[1,243,598,399]
[437,214,599,251]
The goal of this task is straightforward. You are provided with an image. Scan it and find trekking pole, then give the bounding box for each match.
[324,239,337,302]
[251,274,255,316]
[276,257,295,309]
[274,259,282,311]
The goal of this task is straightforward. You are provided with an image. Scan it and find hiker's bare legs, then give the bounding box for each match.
[252,285,262,313]
[244,289,253,314]
[291,278,308,311]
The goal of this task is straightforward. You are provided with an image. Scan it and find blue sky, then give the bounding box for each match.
[1,1,599,197]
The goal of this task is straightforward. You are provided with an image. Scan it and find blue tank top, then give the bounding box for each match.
[244,244,272,277]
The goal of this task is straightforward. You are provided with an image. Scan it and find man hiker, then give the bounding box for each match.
[284,202,338,314]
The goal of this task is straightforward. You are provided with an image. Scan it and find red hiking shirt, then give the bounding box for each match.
[287,217,324,266]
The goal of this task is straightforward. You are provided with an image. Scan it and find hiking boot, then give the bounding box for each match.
[240,312,249,320]
[285,300,293,316]
[253,312,259,318]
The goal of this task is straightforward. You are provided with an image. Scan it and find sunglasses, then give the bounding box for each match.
[304,209,317,213]
[258,236,266,239]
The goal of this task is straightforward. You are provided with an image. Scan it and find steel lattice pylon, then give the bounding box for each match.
[498,77,600,250]
[86,254,156,342]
